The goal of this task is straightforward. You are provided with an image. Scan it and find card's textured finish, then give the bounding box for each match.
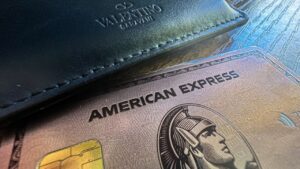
[1,48,300,169]
[0,133,15,169]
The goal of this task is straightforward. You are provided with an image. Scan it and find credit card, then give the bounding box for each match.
[1,47,300,169]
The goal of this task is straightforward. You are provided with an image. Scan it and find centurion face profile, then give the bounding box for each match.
[158,104,261,169]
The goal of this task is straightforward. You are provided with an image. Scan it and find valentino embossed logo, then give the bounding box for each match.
[158,104,262,169]
[95,1,163,30]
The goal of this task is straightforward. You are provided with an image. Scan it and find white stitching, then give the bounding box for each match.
[0,15,243,109]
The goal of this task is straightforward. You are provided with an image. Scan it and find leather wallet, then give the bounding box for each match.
[0,0,247,124]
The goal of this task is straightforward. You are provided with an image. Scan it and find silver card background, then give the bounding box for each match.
[4,48,300,169]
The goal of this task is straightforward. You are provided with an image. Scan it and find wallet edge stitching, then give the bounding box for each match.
[0,14,244,110]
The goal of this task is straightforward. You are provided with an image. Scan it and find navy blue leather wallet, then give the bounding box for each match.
[0,0,247,124]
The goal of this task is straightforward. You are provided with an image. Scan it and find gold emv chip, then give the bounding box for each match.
[37,139,104,169]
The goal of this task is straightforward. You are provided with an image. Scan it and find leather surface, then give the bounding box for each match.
[0,0,247,122]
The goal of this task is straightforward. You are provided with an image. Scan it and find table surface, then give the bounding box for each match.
[225,0,300,75]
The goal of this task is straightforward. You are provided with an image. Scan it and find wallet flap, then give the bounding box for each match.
[0,0,247,122]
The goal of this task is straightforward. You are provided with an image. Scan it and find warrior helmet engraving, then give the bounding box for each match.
[158,105,259,169]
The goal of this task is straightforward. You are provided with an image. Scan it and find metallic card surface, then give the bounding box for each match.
[0,133,15,169]
[2,48,300,169]
[37,140,104,169]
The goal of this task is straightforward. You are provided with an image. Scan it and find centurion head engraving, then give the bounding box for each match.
[158,104,260,169]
